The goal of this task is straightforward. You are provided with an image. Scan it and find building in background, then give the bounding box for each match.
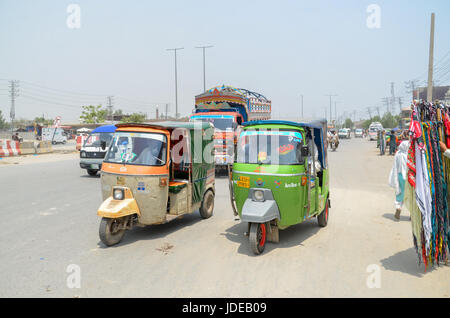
[413,86,450,103]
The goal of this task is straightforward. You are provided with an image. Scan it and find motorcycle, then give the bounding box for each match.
[328,135,338,151]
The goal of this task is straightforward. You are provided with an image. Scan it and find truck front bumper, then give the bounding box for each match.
[80,158,103,170]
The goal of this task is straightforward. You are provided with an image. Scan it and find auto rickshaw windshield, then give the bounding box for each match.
[83,132,114,148]
[237,130,304,165]
[104,132,167,166]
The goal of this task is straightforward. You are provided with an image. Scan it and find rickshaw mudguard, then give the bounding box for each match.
[240,199,281,223]
[97,196,140,218]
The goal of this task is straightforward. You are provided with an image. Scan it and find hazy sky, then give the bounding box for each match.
[1,0,450,123]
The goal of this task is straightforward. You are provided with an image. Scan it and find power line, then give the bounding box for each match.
[19,80,106,97]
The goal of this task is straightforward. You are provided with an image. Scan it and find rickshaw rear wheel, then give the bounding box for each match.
[99,217,126,246]
[317,199,329,227]
[199,190,214,219]
[249,223,266,255]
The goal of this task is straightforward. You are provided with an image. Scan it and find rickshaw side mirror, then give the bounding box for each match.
[301,145,309,157]
[100,140,107,150]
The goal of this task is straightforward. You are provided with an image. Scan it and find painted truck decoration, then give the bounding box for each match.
[190,85,271,169]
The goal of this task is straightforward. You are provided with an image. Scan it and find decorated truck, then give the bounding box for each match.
[189,85,271,171]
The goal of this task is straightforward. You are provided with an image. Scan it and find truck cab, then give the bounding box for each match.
[80,125,117,176]
[189,112,243,169]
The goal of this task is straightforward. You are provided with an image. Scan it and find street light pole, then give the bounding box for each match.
[195,45,213,92]
[166,47,184,119]
[325,94,337,122]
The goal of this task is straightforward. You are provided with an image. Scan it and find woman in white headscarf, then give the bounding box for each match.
[389,140,409,220]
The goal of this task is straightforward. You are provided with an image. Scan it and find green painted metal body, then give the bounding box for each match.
[232,122,329,230]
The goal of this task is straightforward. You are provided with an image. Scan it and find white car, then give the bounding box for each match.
[338,129,349,139]
[355,128,363,138]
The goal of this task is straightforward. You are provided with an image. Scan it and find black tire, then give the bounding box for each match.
[99,217,126,246]
[87,169,98,176]
[199,190,214,219]
[317,199,329,227]
[249,223,266,255]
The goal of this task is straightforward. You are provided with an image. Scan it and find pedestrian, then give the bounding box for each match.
[389,130,397,155]
[389,140,409,220]
[379,130,386,155]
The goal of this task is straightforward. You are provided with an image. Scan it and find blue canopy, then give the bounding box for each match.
[91,125,117,133]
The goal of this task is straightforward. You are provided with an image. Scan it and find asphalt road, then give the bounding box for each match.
[0,137,449,297]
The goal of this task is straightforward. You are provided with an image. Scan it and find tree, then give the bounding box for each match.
[120,112,146,123]
[381,112,398,128]
[80,105,107,124]
[34,116,53,126]
[343,118,354,129]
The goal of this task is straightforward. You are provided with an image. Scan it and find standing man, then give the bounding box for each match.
[389,130,397,155]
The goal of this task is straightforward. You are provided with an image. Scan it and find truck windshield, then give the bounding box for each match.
[104,132,167,166]
[191,116,234,131]
[236,130,304,165]
[83,132,114,148]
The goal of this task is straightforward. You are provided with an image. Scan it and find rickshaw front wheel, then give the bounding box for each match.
[99,217,126,246]
[199,190,214,219]
[249,223,266,255]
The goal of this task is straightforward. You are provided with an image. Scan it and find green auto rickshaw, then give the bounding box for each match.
[228,120,330,254]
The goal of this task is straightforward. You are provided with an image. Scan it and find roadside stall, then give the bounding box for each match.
[404,100,449,269]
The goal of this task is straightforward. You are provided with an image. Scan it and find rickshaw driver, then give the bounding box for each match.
[308,140,322,177]
[133,137,166,165]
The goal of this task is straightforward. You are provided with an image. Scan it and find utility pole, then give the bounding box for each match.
[300,94,304,118]
[325,94,337,122]
[405,80,419,100]
[427,13,435,102]
[334,101,340,123]
[195,45,213,92]
[166,47,184,119]
[107,96,114,123]
[9,80,19,135]
[376,106,381,117]
[390,82,396,113]
[381,98,389,114]
[367,107,372,119]
[165,103,169,119]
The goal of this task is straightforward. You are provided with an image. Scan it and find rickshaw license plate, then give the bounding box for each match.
[237,176,250,188]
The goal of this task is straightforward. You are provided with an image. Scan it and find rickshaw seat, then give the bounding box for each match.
[169,180,188,193]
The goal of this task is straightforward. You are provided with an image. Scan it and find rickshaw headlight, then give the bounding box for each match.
[113,188,124,200]
[253,190,265,202]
